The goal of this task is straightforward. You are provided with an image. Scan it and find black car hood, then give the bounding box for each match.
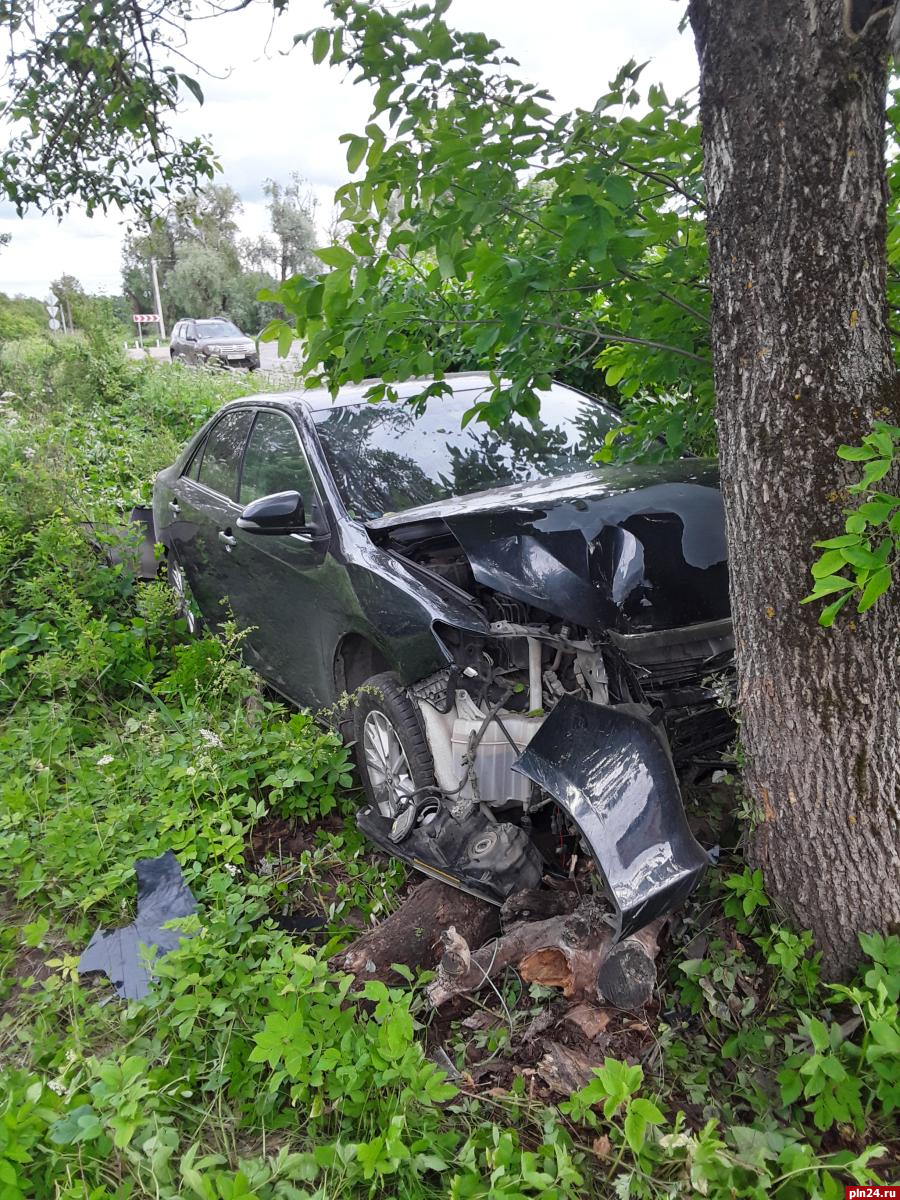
[368,461,728,632]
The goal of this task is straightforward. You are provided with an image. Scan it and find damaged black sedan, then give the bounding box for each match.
[152,374,733,940]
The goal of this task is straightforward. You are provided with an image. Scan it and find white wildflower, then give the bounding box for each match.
[184,765,197,777]
[48,1079,66,1095]
[22,446,35,460]
[224,863,239,877]
[97,754,115,767]
[199,728,223,749]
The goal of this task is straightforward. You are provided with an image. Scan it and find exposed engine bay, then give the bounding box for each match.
[357,515,735,941]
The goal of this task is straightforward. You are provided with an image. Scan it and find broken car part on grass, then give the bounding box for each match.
[78,851,197,1000]
[150,373,734,946]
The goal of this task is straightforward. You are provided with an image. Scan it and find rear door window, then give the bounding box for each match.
[240,410,316,513]
[184,436,205,481]
[195,410,254,500]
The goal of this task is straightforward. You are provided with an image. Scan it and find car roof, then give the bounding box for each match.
[233,372,494,415]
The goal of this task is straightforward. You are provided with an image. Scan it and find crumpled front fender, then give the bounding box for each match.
[513,696,710,940]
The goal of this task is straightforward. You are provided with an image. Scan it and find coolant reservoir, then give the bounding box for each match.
[450,714,544,806]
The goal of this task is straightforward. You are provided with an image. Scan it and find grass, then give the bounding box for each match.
[0,332,896,1199]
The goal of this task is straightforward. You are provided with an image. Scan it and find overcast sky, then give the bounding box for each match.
[0,0,698,302]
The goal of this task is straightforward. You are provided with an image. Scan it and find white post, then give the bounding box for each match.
[150,259,166,340]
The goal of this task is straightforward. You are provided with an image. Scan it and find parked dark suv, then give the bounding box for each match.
[169,318,259,370]
[151,374,733,938]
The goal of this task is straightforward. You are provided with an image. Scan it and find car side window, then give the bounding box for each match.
[195,410,254,500]
[240,410,317,516]
[184,435,205,481]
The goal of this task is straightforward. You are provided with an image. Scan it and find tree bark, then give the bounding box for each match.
[331,877,498,984]
[688,0,900,974]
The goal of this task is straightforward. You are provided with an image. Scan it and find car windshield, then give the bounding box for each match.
[311,383,622,520]
[196,320,242,338]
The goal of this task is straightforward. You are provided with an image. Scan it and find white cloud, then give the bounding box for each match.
[0,0,698,300]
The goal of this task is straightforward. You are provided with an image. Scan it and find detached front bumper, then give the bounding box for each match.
[514,695,710,940]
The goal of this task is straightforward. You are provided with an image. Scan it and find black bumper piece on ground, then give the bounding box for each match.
[514,696,710,941]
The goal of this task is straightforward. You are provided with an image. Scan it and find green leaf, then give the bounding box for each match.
[804,574,855,598]
[312,28,330,64]
[345,136,368,173]
[819,592,852,627]
[836,444,877,461]
[178,74,204,105]
[858,458,892,488]
[857,566,891,613]
[316,245,356,269]
[840,544,884,570]
[606,176,634,209]
[812,534,863,549]
[810,550,847,578]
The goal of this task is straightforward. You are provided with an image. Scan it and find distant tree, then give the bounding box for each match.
[264,174,319,282]
[165,244,233,320]
[50,272,83,331]
[173,184,243,261]
[122,183,271,326]
[0,292,48,339]
[241,176,319,283]
[121,220,176,315]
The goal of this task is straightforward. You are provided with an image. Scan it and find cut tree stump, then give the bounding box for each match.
[427,898,665,1010]
[595,921,664,1009]
[331,877,499,985]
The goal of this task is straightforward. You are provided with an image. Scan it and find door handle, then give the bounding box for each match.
[168,499,180,513]
[218,530,237,550]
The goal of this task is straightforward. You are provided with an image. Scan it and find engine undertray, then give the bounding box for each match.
[356,801,544,905]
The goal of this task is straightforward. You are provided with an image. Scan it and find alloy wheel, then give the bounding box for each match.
[362,710,415,818]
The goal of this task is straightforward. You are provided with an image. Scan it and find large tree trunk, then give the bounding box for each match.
[688,0,900,974]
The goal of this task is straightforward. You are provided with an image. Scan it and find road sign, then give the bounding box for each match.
[132,313,159,324]
[45,302,59,318]
[48,318,60,331]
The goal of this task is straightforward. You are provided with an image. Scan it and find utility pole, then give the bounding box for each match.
[150,258,166,340]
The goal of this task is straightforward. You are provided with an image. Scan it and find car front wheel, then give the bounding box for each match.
[352,672,435,818]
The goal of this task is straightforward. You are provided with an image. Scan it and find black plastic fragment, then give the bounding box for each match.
[513,696,709,941]
[77,850,197,1000]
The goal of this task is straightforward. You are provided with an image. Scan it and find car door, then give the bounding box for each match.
[226,407,336,708]
[166,408,255,624]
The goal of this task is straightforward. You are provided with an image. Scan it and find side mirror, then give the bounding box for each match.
[237,490,307,535]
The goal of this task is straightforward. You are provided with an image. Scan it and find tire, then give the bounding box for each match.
[352,672,435,818]
[167,555,202,636]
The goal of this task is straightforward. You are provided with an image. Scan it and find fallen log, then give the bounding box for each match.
[427,900,664,1010]
[535,1040,604,1095]
[332,877,499,985]
[595,921,663,1009]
